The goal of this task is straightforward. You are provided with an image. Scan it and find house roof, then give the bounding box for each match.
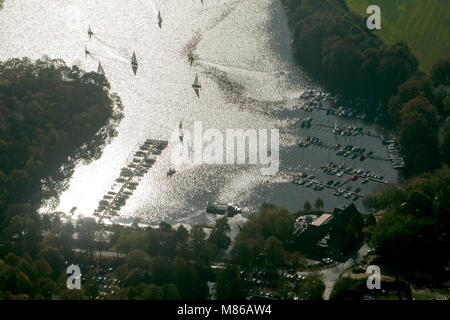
[311,213,333,226]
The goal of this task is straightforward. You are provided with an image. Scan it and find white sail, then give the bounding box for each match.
[97,62,104,75]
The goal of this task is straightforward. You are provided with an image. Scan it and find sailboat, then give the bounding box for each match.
[97,62,105,75]
[131,51,138,75]
[187,52,195,66]
[88,26,94,39]
[158,11,162,28]
[179,121,184,142]
[85,46,90,58]
[192,73,201,98]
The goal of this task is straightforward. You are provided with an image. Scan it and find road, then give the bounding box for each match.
[298,243,370,300]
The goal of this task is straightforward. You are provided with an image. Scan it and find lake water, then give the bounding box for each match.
[0,0,398,226]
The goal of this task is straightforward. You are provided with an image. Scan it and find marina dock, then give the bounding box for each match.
[95,139,168,223]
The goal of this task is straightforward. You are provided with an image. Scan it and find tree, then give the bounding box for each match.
[231,241,252,268]
[33,259,53,280]
[330,276,363,300]
[304,201,312,212]
[430,57,450,86]
[314,197,324,210]
[126,250,151,269]
[388,79,431,123]
[399,96,439,174]
[362,183,407,212]
[215,268,243,300]
[441,121,450,164]
[265,236,284,268]
[208,217,231,254]
[35,277,56,299]
[190,225,213,265]
[296,272,325,300]
[124,268,153,287]
[59,289,88,300]
[138,284,164,300]
[162,284,180,300]
[3,214,42,255]
[37,246,63,280]
[75,217,97,259]
[174,225,190,257]
[58,222,75,255]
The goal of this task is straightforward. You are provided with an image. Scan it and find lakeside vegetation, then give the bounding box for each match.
[364,169,449,284]
[345,0,450,71]
[0,57,123,299]
[388,58,450,175]
[0,57,123,212]
[282,0,418,101]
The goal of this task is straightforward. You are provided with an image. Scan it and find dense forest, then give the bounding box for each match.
[0,57,123,299]
[0,57,123,213]
[388,58,450,174]
[282,0,419,101]
[364,168,450,284]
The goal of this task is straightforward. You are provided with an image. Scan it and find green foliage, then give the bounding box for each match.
[370,169,450,283]
[387,58,448,174]
[265,236,284,267]
[441,121,450,164]
[345,0,450,71]
[59,289,88,300]
[430,58,450,86]
[363,183,407,212]
[37,246,63,280]
[399,96,440,173]
[231,241,252,268]
[314,197,324,210]
[208,217,231,255]
[215,267,244,300]
[303,201,312,212]
[124,268,154,287]
[0,57,123,216]
[330,276,364,300]
[282,0,418,101]
[296,272,325,300]
[126,250,151,269]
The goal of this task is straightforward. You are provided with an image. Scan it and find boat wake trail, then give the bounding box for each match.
[94,35,130,59]
[200,59,279,77]
[181,31,202,60]
[198,62,282,117]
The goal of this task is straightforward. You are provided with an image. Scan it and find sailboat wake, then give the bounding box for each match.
[94,35,130,60]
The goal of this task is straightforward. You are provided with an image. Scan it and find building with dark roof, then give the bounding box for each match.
[292,203,364,260]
